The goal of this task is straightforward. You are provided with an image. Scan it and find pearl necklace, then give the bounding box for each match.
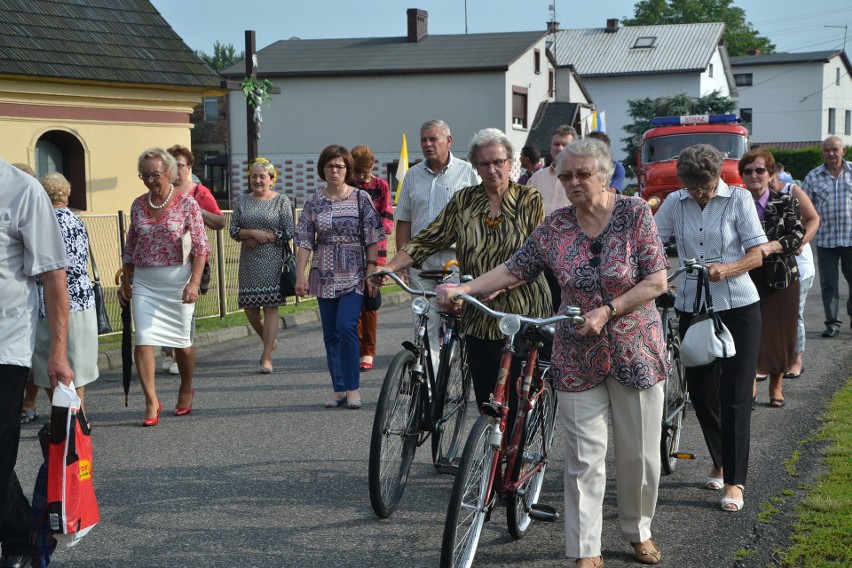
[148,184,174,210]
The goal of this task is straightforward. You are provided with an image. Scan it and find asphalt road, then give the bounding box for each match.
[15,280,851,567]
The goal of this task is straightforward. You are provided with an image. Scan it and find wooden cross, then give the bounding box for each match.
[220,30,281,163]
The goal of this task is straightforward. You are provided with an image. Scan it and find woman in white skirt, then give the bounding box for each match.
[31,172,99,410]
[119,148,210,426]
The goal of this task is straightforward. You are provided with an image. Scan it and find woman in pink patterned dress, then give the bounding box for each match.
[438,139,669,567]
[119,147,210,426]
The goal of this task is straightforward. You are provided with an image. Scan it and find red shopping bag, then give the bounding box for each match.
[46,383,100,546]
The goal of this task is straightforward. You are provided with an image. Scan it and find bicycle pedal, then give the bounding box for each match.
[671,452,696,460]
[435,458,460,475]
[528,504,559,522]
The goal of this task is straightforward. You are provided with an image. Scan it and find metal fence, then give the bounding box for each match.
[81,210,399,335]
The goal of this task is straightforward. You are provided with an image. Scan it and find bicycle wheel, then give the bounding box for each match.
[432,334,470,468]
[507,380,556,539]
[440,415,497,568]
[368,350,421,518]
[661,335,686,475]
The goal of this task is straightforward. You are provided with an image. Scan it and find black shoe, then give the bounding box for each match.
[822,326,839,338]
[0,554,32,568]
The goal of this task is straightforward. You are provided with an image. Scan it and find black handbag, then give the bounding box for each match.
[199,261,211,295]
[88,243,112,335]
[357,190,382,311]
[280,238,297,298]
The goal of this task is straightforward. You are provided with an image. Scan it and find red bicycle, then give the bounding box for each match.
[440,293,585,568]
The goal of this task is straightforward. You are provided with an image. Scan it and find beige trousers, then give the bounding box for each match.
[557,377,664,559]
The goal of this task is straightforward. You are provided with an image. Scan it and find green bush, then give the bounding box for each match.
[764,144,852,181]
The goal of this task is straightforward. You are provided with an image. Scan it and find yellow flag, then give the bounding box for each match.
[394,133,408,204]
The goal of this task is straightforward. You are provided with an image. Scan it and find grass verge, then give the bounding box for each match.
[781,376,852,567]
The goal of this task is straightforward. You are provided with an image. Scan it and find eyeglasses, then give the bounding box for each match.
[686,183,716,196]
[742,166,767,176]
[324,163,347,171]
[477,158,511,169]
[138,171,165,181]
[557,170,597,182]
[589,239,602,268]
[176,163,191,169]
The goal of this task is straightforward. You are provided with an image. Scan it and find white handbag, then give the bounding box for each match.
[680,269,737,367]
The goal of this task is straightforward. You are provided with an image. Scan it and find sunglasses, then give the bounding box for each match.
[557,170,596,182]
[589,239,602,268]
[742,167,768,176]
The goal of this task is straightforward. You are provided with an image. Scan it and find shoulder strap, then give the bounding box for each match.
[357,189,367,270]
[88,241,101,284]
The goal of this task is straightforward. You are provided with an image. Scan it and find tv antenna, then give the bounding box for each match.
[824,24,848,52]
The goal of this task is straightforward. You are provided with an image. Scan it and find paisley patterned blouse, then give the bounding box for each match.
[37,207,94,317]
[122,191,210,267]
[504,196,670,392]
[294,189,385,299]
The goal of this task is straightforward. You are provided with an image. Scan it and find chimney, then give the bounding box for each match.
[407,9,428,43]
[748,48,762,55]
[547,20,560,34]
[605,18,619,33]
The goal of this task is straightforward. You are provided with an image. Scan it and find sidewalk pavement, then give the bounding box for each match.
[95,291,411,374]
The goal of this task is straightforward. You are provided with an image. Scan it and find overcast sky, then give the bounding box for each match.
[151,0,852,57]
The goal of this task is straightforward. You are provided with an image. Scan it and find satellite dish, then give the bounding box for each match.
[288,37,302,40]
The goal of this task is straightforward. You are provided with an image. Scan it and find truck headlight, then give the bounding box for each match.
[648,196,661,209]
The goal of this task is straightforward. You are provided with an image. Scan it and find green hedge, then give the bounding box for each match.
[763,144,852,182]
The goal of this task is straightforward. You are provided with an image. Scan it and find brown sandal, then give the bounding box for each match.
[631,539,661,565]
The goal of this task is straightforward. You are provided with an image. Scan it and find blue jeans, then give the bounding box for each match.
[816,246,852,328]
[318,292,363,393]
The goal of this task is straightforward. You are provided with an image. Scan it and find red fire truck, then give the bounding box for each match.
[637,114,749,211]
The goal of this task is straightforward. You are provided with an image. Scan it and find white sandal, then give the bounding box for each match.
[704,476,724,490]
[721,484,745,512]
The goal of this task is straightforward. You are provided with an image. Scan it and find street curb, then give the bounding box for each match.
[96,290,411,374]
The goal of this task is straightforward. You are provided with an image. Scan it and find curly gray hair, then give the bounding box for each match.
[676,144,723,187]
[137,147,178,183]
[468,128,514,167]
[556,138,614,185]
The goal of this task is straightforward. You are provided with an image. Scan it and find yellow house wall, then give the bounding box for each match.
[0,78,214,214]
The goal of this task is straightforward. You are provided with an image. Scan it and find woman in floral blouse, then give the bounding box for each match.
[120,147,209,426]
[294,145,384,409]
[438,138,669,568]
[31,172,99,411]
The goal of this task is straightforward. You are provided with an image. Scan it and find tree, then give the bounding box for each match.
[196,41,244,73]
[620,91,738,169]
[622,0,775,56]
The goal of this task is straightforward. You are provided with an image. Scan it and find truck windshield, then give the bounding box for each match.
[643,134,748,163]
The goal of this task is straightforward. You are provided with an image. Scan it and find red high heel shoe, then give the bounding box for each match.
[143,402,162,427]
[175,389,195,416]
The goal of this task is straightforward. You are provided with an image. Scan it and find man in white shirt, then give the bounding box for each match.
[0,157,73,568]
[528,124,577,215]
[394,119,479,369]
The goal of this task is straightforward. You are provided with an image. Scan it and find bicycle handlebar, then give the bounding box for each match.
[452,292,587,328]
[370,270,436,298]
[667,258,708,283]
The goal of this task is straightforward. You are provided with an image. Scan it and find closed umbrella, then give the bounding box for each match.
[115,268,132,407]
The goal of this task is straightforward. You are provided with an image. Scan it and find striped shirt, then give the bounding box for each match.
[802,160,852,248]
[654,181,767,312]
[402,182,551,340]
[394,153,480,237]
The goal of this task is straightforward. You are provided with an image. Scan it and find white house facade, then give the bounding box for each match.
[222,9,574,204]
[730,50,852,148]
[551,20,736,164]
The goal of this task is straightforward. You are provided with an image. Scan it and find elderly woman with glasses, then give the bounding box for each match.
[654,144,770,513]
[119,147,210,426]
[383,127,551,432]
[738,149,805,407]
[294,145,385,409]
[438,138,670,567]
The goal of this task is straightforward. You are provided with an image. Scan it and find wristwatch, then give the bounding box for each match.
[604,302,617,318]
